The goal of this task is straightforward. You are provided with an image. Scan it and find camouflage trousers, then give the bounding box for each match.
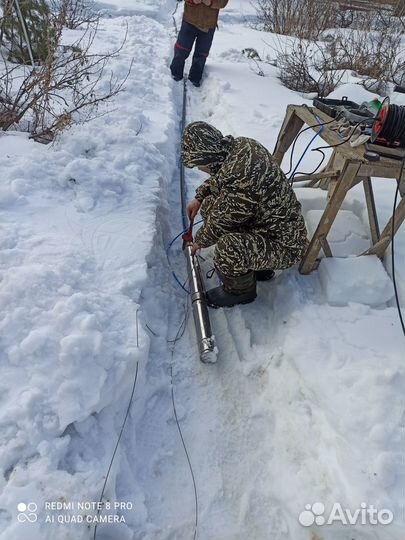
[200,195,305,278]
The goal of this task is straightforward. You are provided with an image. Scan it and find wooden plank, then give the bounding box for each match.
[327,178,339,199]
[361,195,405,258]
[362,177,380,245]
[273,106,304,166]
[292,170,340,183]
[319,235,333,257]
[366,143,405,159]
[358,161,405,178]
[299,160,362,274]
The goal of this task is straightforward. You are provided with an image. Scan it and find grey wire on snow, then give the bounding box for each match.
[93,310,141,540]
[135,307,140,347]
[391,157,405,338]
[172,0,180,35]
[93,362,139,539]
[169,299,199,540]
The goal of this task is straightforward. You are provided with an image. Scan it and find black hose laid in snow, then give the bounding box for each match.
[180,77,188,230]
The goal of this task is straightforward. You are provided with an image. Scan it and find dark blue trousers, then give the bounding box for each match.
[170,20,215,84]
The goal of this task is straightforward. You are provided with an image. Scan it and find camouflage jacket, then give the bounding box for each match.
[193,137,308,251]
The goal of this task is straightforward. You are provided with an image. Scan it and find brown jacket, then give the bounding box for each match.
[184,0,228,32]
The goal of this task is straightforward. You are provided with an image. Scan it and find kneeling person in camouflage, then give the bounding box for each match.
[182,121,308,308]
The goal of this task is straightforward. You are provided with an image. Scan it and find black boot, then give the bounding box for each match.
[188,76,201,87]
[255,269,275,281]
[206,270,257,309]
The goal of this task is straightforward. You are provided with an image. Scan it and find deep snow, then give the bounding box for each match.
[0,1,404,540]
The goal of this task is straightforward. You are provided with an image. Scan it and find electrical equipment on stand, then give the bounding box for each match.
[312,95,405,160]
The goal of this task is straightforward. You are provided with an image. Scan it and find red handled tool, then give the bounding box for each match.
[182,217,194,246]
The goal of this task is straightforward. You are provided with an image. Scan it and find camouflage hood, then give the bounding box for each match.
[181,121,235,174]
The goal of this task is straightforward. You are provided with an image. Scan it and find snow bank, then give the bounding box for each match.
[318,256,394,306]
[0,9,177,540]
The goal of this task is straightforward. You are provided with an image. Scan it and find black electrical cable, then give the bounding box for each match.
[313,118,371,153]
[391,157,405,338]
[169,13,199,535]
[180,77,188,230]
[291,118,371,182]
[285,115,339,176]
[376,104,405,146]
[292,149,327,181]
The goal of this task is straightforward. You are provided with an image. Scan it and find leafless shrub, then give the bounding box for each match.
[50,0,99,29]
[334,1,405,33]
[254,0,337,39]
[254,0,404,37]
[0,21,132,141]
[394,0,405,17]
[334,6,356,28]
[326,28,405,92]
[276,38,344,95]
[271,0,405,97]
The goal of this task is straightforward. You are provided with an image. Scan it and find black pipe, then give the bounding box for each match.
[179,78,188,230]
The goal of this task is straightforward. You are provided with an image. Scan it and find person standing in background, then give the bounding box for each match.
[170,0,228,87]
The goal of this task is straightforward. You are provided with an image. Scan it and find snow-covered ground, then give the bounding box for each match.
[0,1,404,540]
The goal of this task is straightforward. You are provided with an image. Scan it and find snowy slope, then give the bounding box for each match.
[0,1,404,540]
[0,4,179,539]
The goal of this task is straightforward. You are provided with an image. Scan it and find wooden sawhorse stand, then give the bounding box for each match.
[273,104,405,274]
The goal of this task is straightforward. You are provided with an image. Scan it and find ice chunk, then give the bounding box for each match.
[306,209,371,256]
[318,256,394,306]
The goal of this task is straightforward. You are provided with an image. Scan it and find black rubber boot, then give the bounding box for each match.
[206,270,257,309]
[255,269,275,282]
[188,78,201,87]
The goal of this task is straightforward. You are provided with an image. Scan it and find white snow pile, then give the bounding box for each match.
[0,1,404,540]
[318,256,394,306]
[0,5,178,540]
[306,209,371,256]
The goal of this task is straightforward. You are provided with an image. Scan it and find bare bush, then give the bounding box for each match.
[0,20,132,141]
[50,0,99,29]
[254,0,404,37]
[326,28,405,92]
[394,0,405,16]
[271,0,405,97]
[276,38,344,95]
[333,6,356,28]
[254,0,337,39]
